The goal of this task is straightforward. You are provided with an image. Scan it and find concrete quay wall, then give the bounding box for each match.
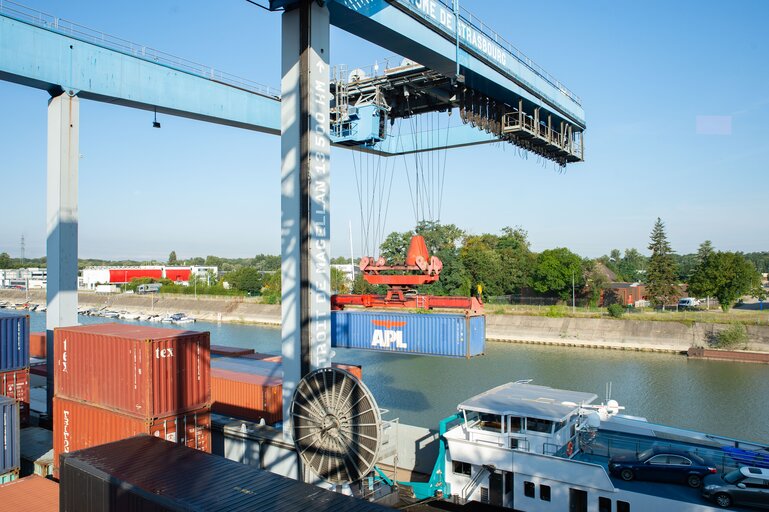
[4,290,769,352]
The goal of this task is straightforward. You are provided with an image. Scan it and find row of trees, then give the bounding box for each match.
[2,220,765,310]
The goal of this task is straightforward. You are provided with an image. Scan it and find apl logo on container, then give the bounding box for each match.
[371,320,408,349]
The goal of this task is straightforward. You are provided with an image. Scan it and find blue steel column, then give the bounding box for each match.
[45,92,80,416]
[280,0,332,447]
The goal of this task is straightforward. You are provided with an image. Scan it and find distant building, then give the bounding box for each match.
[80,265,218,290]
[0,268,47,290]
[600,283,647,307]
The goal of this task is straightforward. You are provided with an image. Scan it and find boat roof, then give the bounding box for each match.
[458,382,597,421]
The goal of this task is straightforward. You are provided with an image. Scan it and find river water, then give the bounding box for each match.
[29,312,769,444]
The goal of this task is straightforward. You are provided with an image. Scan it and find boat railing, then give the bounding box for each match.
[581,431,739,474]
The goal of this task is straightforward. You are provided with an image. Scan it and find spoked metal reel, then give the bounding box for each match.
[291,367,382,484]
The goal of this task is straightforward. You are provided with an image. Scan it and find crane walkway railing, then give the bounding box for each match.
[392,0,581,106]
[0,0,281,99]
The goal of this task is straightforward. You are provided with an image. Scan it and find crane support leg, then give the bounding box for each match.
[280,0,331,445]
[45,92,79,417]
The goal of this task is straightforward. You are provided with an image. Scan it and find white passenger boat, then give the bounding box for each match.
[404,381,768,511]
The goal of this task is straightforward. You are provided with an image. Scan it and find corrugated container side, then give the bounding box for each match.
[29,332,46,359]
[0,369,30,426]
[53,397,211,477]
[233,354,363,380]
[0,475,58,511]
[211,345,255,357]
[0,396,20,475]
[0,312,29,371]
[54,323,210,418]
[331,311,485,358]
[211,368,282,424]
[59,436,390,512]
[212,357,283,378]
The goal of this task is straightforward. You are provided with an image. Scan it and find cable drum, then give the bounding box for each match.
[291,367,382,484]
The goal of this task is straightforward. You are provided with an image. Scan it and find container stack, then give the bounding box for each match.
[211,357,283,424]
[0,311,30,426]
[0,395,21,484]
[0,475,58,511]
[59,435,390,512]
[210,355,363,424]
[52,323,211,477]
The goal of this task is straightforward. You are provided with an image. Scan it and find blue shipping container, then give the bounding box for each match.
[0,395,21,475]
[0,311,29,372]
[331,311,485,358]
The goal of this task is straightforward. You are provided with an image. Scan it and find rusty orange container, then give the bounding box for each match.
[0,368,29,426]
[211,367,283,424]
[29,332,46,359]
[54,324,210,419]
[211,345,255,357]
[0,475,58,511]
[238,353,363,380]
[53,396,210,478]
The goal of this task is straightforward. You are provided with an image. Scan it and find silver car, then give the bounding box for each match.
[702,466,769,508]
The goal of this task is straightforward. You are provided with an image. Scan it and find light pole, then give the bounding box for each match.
[572,271,575,314]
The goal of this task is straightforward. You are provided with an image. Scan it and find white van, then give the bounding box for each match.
[678,297,699,309]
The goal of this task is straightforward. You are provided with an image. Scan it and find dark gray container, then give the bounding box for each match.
[0,395,20,475]
[60,435,391,511]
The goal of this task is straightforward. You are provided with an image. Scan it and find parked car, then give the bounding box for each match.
[608,446,717,487]
[678,297,700,309]
[702,466,769,509]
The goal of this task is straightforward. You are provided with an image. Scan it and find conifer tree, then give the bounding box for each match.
[646,218,677,308]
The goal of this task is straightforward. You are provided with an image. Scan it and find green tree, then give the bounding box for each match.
[261,271,282,304]
[226,267,264,295]
[696,240,714,264]
[204,255,223,268]
[689,252,761,311]
[531,248,584,301]
[646,218,678,308]
[617,248,647,282]
[497,227,535,294]
[331,267,351,294]
[0,252,12,269]
[460,234,504,296]
[378,231,412,262]
[168,251,177,265]
[585,260,610,307]
[252,254,281,271]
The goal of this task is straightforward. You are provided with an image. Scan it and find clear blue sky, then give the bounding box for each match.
[1,0,767,261]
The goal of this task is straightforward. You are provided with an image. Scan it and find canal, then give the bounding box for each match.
[30,312,769,444]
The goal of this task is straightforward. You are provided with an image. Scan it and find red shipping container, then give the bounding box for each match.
[53,397,211,478]
[0,368,29,425]
[29,332,46,359]
[238,353,363,380]
[211,345,255,357]
[211,368,282,424]
[54,324,210,419]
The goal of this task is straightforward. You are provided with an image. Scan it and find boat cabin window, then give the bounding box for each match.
[452,461,471,476]
[466,411,503,432]
[555,419,567,432]
[526,417,554,433]
[509,416,522,433]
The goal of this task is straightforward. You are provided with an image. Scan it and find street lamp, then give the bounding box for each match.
[572,271,575,314]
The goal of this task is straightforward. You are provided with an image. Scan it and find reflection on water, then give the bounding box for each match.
[31,312,769,443]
